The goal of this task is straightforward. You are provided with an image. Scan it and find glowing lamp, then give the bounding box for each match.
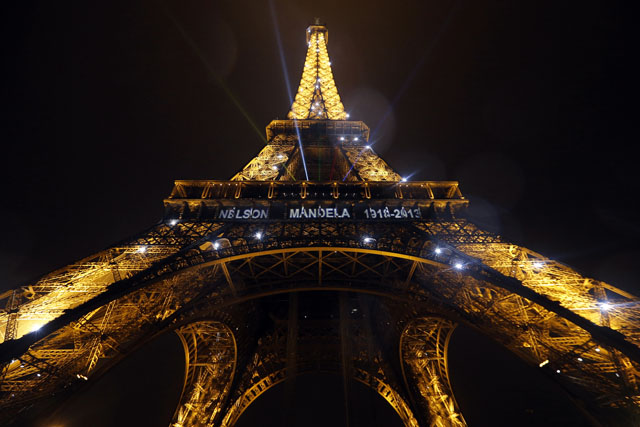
[600,302,612,311]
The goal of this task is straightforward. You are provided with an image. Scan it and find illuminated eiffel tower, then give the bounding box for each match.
[1,21,640,426]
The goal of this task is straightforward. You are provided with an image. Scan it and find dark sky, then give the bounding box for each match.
[2,0,637,426]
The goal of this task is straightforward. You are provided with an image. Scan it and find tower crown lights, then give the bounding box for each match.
[288,22,347,120]
[306,20,328,44]
[232,24,401,181]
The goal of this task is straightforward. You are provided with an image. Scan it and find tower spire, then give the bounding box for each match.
[288,22,347,120]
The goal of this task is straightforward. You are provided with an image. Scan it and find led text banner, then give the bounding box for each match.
[216,202,424,221]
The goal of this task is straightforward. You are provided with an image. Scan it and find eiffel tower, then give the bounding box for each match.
[1,21,640,426]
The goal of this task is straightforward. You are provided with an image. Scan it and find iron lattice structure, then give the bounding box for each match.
[1,22,640,426]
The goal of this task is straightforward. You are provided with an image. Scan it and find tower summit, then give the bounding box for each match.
[232,23,401,182]
[288,22,347,120]
[1,22,639,427]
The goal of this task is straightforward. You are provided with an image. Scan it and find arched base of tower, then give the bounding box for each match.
[234,372,405,427]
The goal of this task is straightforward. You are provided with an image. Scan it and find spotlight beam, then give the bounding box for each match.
[269,1,309,180]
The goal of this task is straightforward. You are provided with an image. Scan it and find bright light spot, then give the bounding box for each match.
[213,242,220,250]
[328,61,332,65]
[37,373,41,377]
[31,324,42,333]
[353,137,359,141]
[577,357,583,362]
[595,347,601,352]
[169,219,178,226]
[539,359,549,367]
[340,137,345,141]
[401,177,407,182]
[556,369,561,374]
[346,113,350,118]
[454,263,463,270]
[137,246,147,253]
[363,237,374,244]
[600,302,613,311]
[435,248,442,254]
[533,261,544,269]
[255,232,263,240]
[277,154,284,159]
[77,374,88,380]
[272,166,278,171]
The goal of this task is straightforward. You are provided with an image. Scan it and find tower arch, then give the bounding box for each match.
[172,321,237,427]
[0,21,639,427]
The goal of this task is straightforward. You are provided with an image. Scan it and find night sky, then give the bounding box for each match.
[2,1,638,426]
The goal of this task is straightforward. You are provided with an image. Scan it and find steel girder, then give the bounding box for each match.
[400,318,466,427]
[171,321,236,427]
[0,219,639,425]
[216,293,420,427]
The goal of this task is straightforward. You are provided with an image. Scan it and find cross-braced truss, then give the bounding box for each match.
[288,23,346,120]
[1,219,639,424]
[2,20,640,427]
[231,144,296,181]
[171,321,236,427]
[217,295,420,427]
[401,318,466,427]
[342,146,401,181]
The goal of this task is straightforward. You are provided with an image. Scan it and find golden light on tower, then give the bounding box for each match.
[288,22,347,120]
[0,21,639,427]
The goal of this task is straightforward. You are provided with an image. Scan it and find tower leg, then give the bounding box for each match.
[400,317,466,427]
[171,321,237,427]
